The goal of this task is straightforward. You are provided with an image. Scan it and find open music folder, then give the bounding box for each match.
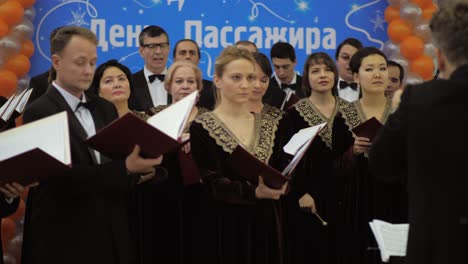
[0,89,33,129]
[228,122,326,189]
[86,90,198,160]
[0,111,71,186]
[369,219,409,263]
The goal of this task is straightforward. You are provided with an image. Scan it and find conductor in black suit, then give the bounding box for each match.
[22,25,163,263]
[129,25,171,111]
[369,2,468,263]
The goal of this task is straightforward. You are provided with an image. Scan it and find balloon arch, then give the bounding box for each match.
[384,0,439,85]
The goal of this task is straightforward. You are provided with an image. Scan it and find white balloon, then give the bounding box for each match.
[11,17,35,41]
[0,35,22,56]
[387,0,408,8]
[424,43,436,58]
[24,7,36,21]
[383,40,400,57]
[400,2,423,25]
[404,72,424,86]
[414,22,431,42]
[17,75,31,92]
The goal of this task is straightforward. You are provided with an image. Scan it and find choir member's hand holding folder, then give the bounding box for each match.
[0,89,33,130]
[0,111,71,185]
[228,122,327,189]
[352,117,383,141]
[369,219,409,263]
[86,91,198,160]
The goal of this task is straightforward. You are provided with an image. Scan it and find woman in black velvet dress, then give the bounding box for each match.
[190,46,291,264]
[333,47,403,264]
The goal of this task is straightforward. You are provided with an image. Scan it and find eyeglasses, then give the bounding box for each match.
[142,42,169,50]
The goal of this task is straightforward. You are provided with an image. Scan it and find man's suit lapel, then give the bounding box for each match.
[134,71,154,110]
[47,87,99,164]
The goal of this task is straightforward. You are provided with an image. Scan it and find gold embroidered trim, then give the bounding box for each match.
[339,98,393,158]
[194,111,280,163]
[258,105,284,162]
[294,97,342,149]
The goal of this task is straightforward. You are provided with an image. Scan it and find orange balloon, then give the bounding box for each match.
[400,36,425,60]
[388,19,412,44]
[0,18,8,37]
[1,218,16,244]
[17,0,36,8]
[9,199,26,222]
[410,55,435,80]
[5,54,31,77]
[0,0,24,26]
[423,3,438,20]
[20,39,34,57]
[0,69,18,97]
[410,0,432,8]
[384,6,400,23]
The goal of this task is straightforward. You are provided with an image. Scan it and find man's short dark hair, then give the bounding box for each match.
[172,39,201,59]
[388,60,405,83]
[335,38,363,60]
[270,42,296,62]
[138,25,169,46]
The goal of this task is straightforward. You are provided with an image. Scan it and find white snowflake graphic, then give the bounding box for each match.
[67,6,88,26]
[370,12,385,32]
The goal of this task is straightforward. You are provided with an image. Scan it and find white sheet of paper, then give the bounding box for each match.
[0,89,28,121]
[283,123,326,156]
[147,90,198,140]
[369,219,409,263]
[0,111,71,165]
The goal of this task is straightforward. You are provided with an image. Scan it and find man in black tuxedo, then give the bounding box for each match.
[369,2,468,263]
[173,39,216,110]
[335,37,363,102]
[129,25,171,111]
[22,26,162,263]
[263,42,306,109]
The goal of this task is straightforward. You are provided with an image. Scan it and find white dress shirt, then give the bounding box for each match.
[143,66,168,107]
[273,72,298,94]
[337,77,360,102]
[54,82,100,164]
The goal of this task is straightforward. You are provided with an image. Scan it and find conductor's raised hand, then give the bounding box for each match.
[125,145,163,174]
[255,176,287,200]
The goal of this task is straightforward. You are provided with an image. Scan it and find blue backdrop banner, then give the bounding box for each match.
[30,0,389,78]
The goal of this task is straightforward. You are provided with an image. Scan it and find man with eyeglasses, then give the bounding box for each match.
[263,41,306,110]
[130,25,171,111]
[173,39,216,110]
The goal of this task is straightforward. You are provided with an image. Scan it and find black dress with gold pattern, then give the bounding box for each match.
[136,105,210,264]
[190,110,292,264]
[284,97,346,264]
[332,98,406,264]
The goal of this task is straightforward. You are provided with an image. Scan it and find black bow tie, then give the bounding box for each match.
[281,84,295,90]
[148,74,165,83]
[75,100,96,112]
[339,80,358,90]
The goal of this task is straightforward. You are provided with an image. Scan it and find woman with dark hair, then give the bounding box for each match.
[284,52,347,264]
[332,46,399,264]
[247,52,274,113]
[89,59,139,118]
